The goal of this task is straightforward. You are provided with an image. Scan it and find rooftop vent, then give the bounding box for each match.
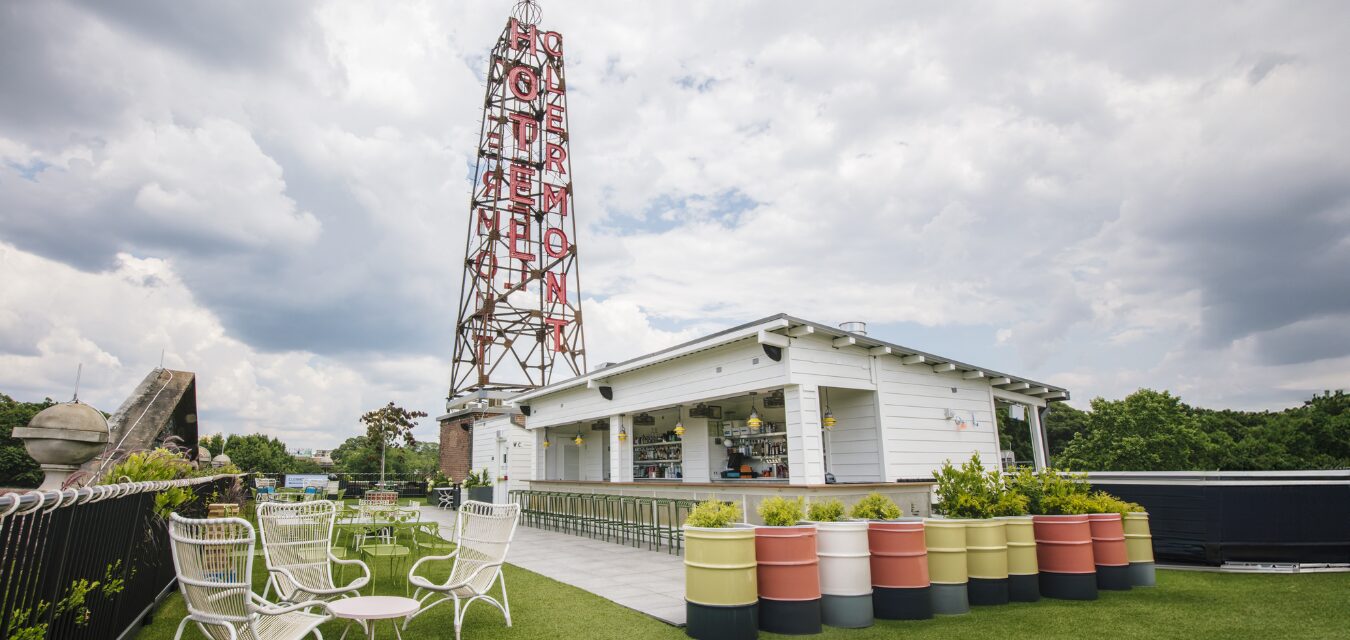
[591,362,617,372]
[839,321,867,336]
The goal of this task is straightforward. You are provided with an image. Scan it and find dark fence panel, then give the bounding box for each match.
[0,476,238,640]
[1088,471,1350,565]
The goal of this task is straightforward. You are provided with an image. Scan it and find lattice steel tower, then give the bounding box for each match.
[448,0,586,402]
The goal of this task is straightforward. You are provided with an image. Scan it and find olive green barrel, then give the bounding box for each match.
[1122,512,1156,587]
[999,516,1040,602]
[965,519,1009,606]
[685,525,759,640]
[924,518,970,615]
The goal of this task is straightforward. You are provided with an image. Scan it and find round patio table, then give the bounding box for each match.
[329,595,420,640]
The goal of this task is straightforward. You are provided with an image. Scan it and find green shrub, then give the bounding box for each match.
[849,492,902,520]
[685,500,742,528]
[806,498,846,522]
[990,490,1030,517]
[463,468,493,488]
[1007,467,1096,515]
[1039,492,1098,515]
[933,454,997,518]
[1086,491,1143,517]
[758,496,805,527]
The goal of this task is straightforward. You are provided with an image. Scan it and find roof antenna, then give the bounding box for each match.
[159,348,165,370]
[72,363,83,403]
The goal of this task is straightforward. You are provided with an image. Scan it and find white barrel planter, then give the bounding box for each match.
[814,520,873,628]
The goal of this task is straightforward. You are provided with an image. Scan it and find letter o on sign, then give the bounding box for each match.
[475,251,498,280]
[507,66,539,101]
[543,227,570,258]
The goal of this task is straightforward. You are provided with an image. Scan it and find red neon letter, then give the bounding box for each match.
[507,65,538,101]
[544,104,565,135]
[509,216,534,262]
[544,316,568,351]
[545,270,568,304]
[481,168,502,198]
[507,18,536,55]
[544,64,565,95]
[543,227,569,259]
[543,184,569,216]
[545,142,567,174]
[541,31,563,58]
[477,208,498,236]
[475,250,498,280]
[508,113,538,151]
[508,162,536,208]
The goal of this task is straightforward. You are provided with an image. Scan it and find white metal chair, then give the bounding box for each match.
[405,501,520,640]
[257,500,370,604]
[168,513,332,640]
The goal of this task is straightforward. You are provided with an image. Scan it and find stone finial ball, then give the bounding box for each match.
[14,401,110,466]
[212,452,232,468]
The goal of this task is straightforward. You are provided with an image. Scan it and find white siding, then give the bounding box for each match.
[786,385,826,485]
[524,339,788,429]
[680,406,712,482]
[823,387,883,482]
[875,357,1001,479]
[787,335,876,390]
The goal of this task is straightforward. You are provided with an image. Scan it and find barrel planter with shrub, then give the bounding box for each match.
[755,497,822,635]
[684,500,759,640]
[1032,514,1097,600]
[999,515,1040,601]
[964,518,1009,606]
[855,493,932,620]
[924,517,970,615]
[1122,511,1156,587]
[1088,512,1132,591]
[806,499,872,629]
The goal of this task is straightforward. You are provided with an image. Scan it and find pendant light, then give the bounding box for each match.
[674,420,685,438]
[747,392,763,431]
[822,388,837,430]
[573,429,584,446]
[543,427,551,449]
[618,426,628,442]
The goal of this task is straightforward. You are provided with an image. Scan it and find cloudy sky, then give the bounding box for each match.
[2,1,1347,449]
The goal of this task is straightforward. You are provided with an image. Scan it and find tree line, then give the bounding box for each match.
[1000,388,1350,471]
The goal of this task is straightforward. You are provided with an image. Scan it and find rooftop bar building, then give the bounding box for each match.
[492,314,1069,517]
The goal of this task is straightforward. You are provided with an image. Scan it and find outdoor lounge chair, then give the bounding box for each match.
[257,500,370,603]
[405,500,520,640]
[168,513,332,640]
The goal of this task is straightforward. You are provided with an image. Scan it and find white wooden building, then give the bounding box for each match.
[511,314,1068,493]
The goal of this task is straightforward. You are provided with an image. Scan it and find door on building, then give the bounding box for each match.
[563,444,579,480]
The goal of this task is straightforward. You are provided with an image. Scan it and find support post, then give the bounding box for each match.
[785,385,826,485]
[1029,405,1049,470]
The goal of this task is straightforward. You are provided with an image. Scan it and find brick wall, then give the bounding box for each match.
[439,418,473,482]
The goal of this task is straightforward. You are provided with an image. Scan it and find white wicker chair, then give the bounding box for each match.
[168,513,331,640]
[257,500,370,604]
[405,501,520,640]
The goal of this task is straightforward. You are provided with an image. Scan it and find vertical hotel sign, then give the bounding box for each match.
[450,7,587,398]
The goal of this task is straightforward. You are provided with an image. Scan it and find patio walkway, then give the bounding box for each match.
[419,506,688,625]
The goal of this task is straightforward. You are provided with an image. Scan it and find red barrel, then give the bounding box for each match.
[868,520,928,589]
[1088,513,1131,591]
[1032,515,1097,600]
[756,524,822,634]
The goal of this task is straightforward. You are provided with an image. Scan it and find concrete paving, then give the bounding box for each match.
[419,505,688,625]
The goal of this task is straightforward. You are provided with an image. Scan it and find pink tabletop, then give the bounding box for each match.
[328,596,420,621]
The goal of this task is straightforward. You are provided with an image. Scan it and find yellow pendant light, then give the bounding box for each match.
[822,388,837,429]
[618,426,628,442]
[573,431,584,446]
[542,428,551,448]
[747,392,763,431]
[674,420,685,438]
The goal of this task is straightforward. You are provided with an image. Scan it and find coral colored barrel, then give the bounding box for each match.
[756,525,822,634]
[1033,515,1097,601]
[868,519,929,589]
[1089,513,1132,591]
[924,519,968,585]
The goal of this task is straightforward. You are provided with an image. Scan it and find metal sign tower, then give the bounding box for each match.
[448,0,586,402]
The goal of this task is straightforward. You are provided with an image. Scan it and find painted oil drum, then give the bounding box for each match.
[756,524,822,635]
[685,525,759,640]
[998,515,1040,602]
[965,518,1009,606]
[924,518,970,615]
[1122,512,1156,587]
[1033,514,1098,601]
[1089,513,1132,591]
[815,520,872,628]
[868,518,932,620]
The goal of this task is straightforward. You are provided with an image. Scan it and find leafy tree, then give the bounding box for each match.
[1056,389,1209,471]
[359,402,426,482]
[1043,402,1089,460]
[288,457,325,474]
[221,433,296,474]
[199,433,225,457]
[405,441,441,478]
[0,393,53,487]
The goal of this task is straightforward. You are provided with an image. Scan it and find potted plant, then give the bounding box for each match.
[805,499,872,629]
[683,500,758,640]
[754,496,821,635]
[851,493,931,621]
[932,454,1012,607]
[1084,491,1136,591]
[989,482,1038,602]
[1008,468,1099,601]
[463,468,494,503]
[1119,502,1155,587]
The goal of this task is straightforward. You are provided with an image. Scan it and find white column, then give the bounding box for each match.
[786,384,826,485]
[609,414,634,482]
[1029,405,1048,470]
[680,405,711,483]
[533,428,548,481]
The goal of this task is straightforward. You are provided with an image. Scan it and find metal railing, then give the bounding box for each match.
[250,473,439,498]
[0,474,241,640]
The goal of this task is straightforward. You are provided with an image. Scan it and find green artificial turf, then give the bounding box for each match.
[136,519,1350,640]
